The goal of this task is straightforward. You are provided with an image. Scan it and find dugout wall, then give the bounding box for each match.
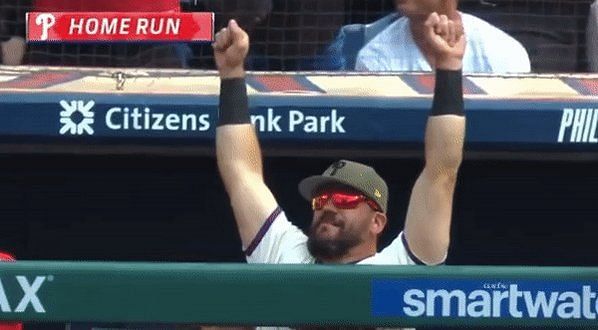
[0,69,596,266]
[1,155,597,267]
[0,69,596,330]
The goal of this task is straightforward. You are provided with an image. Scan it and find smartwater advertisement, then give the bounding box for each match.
[372,279,598,322]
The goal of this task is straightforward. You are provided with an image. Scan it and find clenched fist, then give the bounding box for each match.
[424,11,466,71]
[213,19,250,79]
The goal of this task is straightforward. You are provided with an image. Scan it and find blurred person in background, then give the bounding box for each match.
[0,1,26,65]
[0,37,25,65]
[355,0,531,73]
[588,0,598,72]
[28,0,185,68]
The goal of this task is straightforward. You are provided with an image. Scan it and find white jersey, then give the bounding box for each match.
[244,207,430,330]
[355,13,531,73]
[244,206,426,266]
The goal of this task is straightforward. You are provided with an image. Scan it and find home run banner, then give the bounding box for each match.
[26,12,214,42]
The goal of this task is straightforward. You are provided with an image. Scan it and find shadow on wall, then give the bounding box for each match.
[1,155,598,267]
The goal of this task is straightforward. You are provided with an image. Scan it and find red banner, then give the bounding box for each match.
[26,12,214,42]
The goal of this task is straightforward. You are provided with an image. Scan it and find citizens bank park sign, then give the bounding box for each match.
[0,68,596,156]
[26,12,214,42]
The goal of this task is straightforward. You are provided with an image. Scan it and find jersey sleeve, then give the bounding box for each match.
[372,231,446,266]
[244,206,313,264]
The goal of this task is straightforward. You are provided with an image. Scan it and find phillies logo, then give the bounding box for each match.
[35,13,56,41]
[329,161,346,176]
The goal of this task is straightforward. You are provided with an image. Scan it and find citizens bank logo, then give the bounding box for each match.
[35,13,56,41]
[59,100,95,136]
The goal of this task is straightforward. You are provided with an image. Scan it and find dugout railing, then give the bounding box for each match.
[1,262,598,328]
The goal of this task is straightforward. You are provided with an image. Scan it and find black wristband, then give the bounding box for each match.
[218,78,251,126]
[430,69,464,117]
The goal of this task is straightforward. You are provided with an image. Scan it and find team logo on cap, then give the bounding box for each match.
[329,161,346,176]
[374,189,382,199]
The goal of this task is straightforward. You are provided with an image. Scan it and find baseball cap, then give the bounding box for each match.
[298,160,389,213]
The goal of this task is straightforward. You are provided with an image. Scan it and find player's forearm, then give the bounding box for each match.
[216,125,264,191]
[424,69,465,175]
[424,117,465,175]
[216,77,264,190]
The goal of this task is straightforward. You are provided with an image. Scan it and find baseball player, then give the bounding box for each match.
[213,5,465,267]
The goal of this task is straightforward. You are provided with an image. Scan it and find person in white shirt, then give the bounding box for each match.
[0,4,26,65]
[356,0,531,73]
[214,6,465,268]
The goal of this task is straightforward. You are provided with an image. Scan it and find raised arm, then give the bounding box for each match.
[214,20,278,247]
[403,11,466,265]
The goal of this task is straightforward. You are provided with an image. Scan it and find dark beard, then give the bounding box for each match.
[307,213,361,261]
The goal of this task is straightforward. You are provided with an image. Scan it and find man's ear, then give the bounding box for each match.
[372,212,388,236]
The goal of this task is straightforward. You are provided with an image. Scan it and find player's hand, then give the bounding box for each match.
[424,12,465,71]
[213,19,249,79]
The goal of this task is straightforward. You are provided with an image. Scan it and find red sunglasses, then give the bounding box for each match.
[312,192,381,212]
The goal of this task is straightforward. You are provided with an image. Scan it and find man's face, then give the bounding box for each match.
[394,0,444,18]
[307,187,379,261]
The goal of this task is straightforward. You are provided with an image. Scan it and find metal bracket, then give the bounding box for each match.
[111,71,128,91]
